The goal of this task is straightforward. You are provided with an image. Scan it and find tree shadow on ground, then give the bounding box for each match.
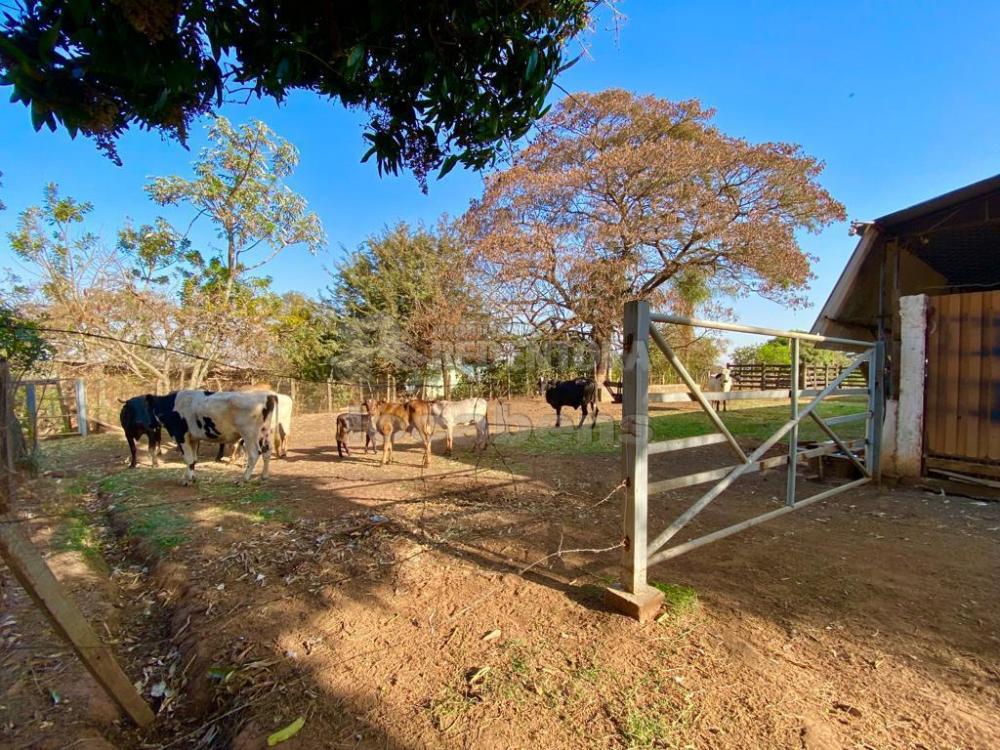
[15,419,1000,749]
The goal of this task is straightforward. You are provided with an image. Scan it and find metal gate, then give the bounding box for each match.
[924,290,1000,477]
[615,300,884,604]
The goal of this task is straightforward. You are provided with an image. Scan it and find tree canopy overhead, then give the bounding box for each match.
[0,1,605,186]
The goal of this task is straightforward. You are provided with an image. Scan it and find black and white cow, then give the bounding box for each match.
[119,395,162,468]
[145,390,277,484]
[544,378,599,429]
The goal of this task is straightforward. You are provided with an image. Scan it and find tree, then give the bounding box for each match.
[271,293,339,383]
[731,336,849,367]
[466,89,845,395]
[147,117,325,302]
[5,184,194,389]
[0,305,50,376]
[0,1,609,186]
[328,221,484,395]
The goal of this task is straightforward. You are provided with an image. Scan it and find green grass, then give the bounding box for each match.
[94,466,291,551]
[126,507,191,550]
[648,398,866,444]
[621,695,698,750]
[493,398,866,457]
[651,582,699,618]
[53,508,108,573]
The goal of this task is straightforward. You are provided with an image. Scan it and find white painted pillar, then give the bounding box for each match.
[895,294,928,476]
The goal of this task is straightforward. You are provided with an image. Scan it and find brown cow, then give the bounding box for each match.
[365,398,436,467]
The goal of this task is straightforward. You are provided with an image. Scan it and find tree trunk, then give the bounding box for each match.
[593,334,613,402]
[441,356,451,400]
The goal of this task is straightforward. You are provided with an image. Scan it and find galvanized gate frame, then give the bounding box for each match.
[616,300,885,603]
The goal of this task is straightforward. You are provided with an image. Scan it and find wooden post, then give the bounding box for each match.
[0,525,155,727]
[326,380,333,413]
[75,379,88,437]
[289,378,298,413]
[786,338,799,507]
[605,301,663,622]
[25,383,38,453]
[0,363,153,727]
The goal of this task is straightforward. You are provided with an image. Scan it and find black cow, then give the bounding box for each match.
[119,395,162,468]
[544,378,599,429]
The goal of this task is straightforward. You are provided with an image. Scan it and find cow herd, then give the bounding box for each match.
[116,378,614,483]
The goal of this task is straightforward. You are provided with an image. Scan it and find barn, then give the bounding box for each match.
[812,173,1000,480]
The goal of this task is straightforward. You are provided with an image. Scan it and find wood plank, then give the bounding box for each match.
[926,297,944,457]
[986,291,1000,461]
[960,292,983,459]
[0,521,155,727]
[979,291,993,460]
[647,433,728,455]
[942,294,961,456]
[926,455,1000,479]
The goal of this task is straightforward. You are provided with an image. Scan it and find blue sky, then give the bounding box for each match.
[1,1,999,349]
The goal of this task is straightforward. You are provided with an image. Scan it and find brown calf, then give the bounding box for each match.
[365,398,436,467]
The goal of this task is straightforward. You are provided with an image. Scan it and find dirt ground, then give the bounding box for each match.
[2,397,998,749]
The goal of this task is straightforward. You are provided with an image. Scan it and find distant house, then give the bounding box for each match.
[812,174,1000,479]
[406,362,466,399]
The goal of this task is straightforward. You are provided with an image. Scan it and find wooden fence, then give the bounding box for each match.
[728,363,867,390]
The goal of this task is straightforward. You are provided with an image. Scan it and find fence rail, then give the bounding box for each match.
[728,362,867,390]
[606,303,885,622]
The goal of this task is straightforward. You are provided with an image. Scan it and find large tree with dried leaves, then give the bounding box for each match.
[465,89,845,395]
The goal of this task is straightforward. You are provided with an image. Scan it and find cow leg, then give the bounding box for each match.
[215,443,226,462]
[576,405,587,430]
[422,429,432,468]
[446,424,454,454]
[180,439,198,484]
[147,433,158,467]
[260,433,271,479]
[381,432,391,465]
[554,407,562,428]
[591,402,599,429]
[242,440,260,482]
[152,427,162,465]
[125,433,138,469]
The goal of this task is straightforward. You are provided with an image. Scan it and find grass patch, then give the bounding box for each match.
[202,482,290,523]
[651,582,699,618]
[493,419,620,456]
[125,507,190,550]
[649,398,866,444]
[621,695,697,749]
[493,398,866,457]
[97,471,191,550]
[53,509,108,573]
